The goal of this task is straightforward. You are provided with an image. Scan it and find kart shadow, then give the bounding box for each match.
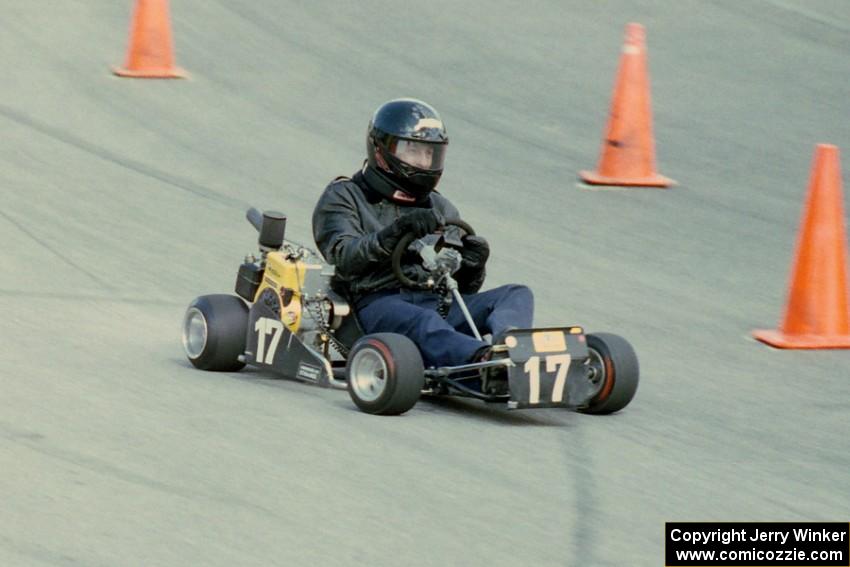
[175,358,571,427]
[416,395,572,427]
[173,358,294,385]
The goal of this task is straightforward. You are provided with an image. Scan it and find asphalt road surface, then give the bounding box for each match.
[1,1,848,565]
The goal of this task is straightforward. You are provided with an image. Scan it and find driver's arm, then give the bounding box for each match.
[312,188,389,277]
[313,183,460,277]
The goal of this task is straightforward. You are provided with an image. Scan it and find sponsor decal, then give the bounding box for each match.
[283,310,298,326]
[414,117,443,131]
[296,362,321,382]
[532,330,567,353]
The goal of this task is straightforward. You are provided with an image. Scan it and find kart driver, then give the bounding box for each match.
[312,98,533,369]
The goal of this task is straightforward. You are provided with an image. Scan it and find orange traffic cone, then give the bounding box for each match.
[112,0,185,78]
[753,144,850,349]
[579,23,673,187]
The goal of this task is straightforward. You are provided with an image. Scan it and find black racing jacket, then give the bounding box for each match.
[312,169,485,302]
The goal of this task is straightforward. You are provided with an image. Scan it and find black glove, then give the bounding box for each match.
[460,235,490,270]
[378,209,445,252]
[455,235,489,293]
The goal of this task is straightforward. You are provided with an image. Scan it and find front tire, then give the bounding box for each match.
[580,333,639,415]
[182,294,248,371]
[346,333,424,415]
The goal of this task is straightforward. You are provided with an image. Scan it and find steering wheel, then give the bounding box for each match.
[391,219,475,290]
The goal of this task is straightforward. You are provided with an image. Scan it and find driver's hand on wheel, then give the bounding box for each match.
[460,235,490,270]
[378,209,445,251]
[399,208,445,238]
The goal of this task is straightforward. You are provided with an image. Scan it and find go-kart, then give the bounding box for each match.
[181,208,639,416]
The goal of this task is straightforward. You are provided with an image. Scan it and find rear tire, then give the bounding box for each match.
[580,333,639,415]
[346,333,424,415]
[182,294,248,371]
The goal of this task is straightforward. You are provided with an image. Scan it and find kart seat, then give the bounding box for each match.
[334,311,365,351]
[326,290,364,350]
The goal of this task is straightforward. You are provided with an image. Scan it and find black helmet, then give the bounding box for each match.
[365,98,449,201]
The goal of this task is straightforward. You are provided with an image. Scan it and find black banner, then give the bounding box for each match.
[665,522,849,566]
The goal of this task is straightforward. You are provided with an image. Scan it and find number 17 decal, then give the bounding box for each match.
[255,317,284,364]
[523,354,571,403]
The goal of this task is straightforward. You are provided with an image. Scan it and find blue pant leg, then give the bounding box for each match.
[357,293,487,368]
[446,284,534,338]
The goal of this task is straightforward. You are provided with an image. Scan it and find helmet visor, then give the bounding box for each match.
[390,139,446,171]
